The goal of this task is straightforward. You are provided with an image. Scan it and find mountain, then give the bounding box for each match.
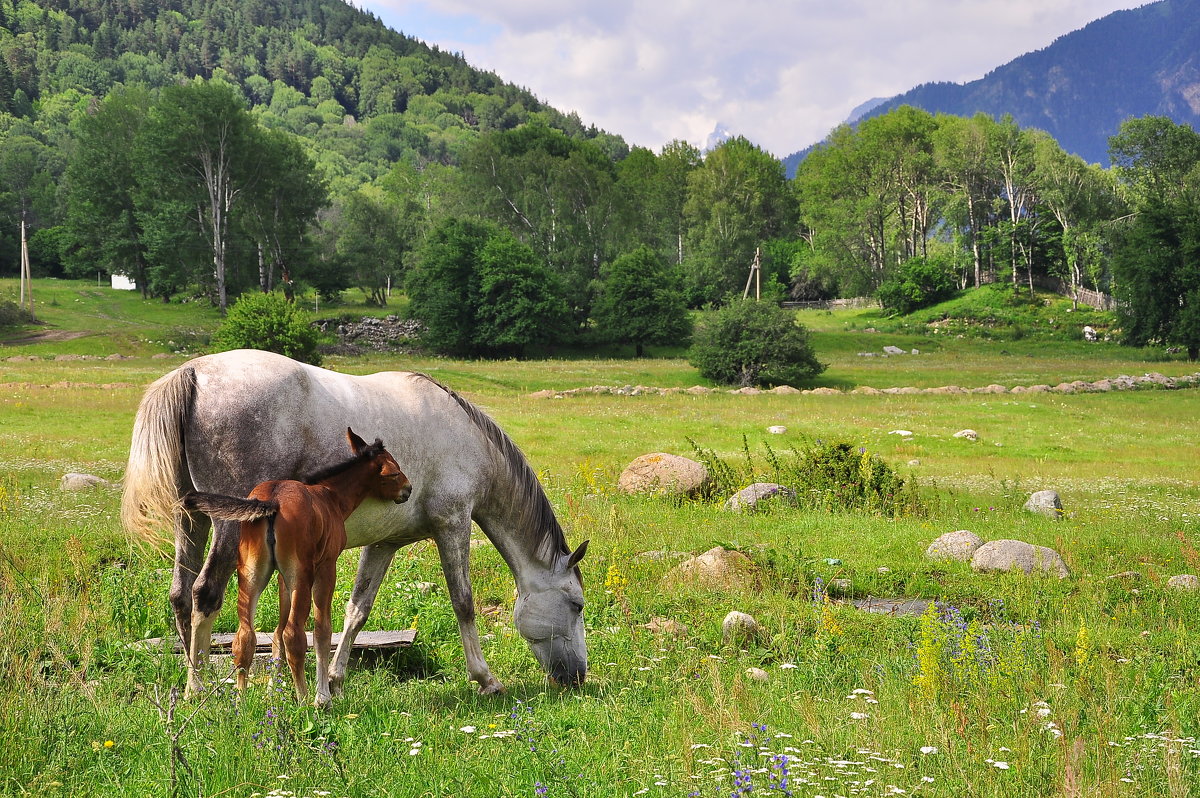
[785,0,1200,170]
[704,122,733,152]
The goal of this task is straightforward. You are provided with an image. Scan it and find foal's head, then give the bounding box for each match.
[346,427,412,504]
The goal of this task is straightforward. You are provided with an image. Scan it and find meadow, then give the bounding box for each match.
[1,280,1200,797]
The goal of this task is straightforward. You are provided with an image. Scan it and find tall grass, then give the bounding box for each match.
[1,284,1199,795]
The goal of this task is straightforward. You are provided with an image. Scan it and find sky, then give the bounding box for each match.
[356,0,1149,158]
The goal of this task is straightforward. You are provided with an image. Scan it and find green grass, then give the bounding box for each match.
[1,281,1200,796]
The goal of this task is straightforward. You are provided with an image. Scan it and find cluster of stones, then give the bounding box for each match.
[5,353,135,362]
[530,372,1200,399]
[312,315,425,352]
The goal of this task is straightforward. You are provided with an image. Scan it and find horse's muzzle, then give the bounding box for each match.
[548,659,586,688]
[394,485,412,504]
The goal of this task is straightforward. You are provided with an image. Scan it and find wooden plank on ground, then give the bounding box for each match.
[134,629,416,652]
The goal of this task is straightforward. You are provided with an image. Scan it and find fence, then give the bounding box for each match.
[781,297,880,311]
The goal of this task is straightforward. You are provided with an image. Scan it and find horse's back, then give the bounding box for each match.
[179,350,492,548]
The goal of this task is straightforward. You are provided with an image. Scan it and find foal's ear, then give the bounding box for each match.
[346,427,369,453]
[566,539,589,569]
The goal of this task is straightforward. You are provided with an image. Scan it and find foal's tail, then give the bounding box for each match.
[121,366,198,547]
[181,492,279,523]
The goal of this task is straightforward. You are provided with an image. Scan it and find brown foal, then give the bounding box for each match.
[182,428,411,707]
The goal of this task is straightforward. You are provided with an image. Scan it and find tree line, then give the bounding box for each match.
[1,0,1198,358]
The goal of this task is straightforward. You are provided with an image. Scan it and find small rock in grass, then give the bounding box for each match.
[722,611,761,644]
[746,667,769,683]
[1167,574,1200,591]
[1023,490,1064,520]
[888,430,913,438]
[61,473,114,491]
[953,429,979,441]
[663,547,758,591]
[725,482,797,513]
[767,425,787,434]
[642,617,689,637]
[925,530,984,562]
[1106,571,1142,582]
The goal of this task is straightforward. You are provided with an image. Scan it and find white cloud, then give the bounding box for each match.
[362,0,1147,157]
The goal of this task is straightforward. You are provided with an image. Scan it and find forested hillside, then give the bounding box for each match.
[2,0,1199,361]
[849,0,1200,166]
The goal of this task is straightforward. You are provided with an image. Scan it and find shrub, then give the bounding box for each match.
[0,300,26,328]
[689,436,922,517]
[877,255,958,315]
[211,291,322,365]
[688,300,824,387]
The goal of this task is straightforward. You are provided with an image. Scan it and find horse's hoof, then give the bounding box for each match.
[477,679,505,695]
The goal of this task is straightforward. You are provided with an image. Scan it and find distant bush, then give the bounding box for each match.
[0,300,26,328]
[211,291,322,365]
[877,255,958,315]
[690,436,923,517]
[688,300,824,387]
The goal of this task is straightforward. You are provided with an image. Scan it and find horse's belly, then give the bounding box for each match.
[343,501,427,550]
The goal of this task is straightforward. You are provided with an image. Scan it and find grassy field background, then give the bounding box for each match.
[1,280,1199,797]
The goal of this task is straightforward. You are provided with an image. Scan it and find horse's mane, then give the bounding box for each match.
[301,439,387,485]
[411,373,569,561]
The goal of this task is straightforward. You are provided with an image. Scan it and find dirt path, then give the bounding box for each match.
[0,329,92,345]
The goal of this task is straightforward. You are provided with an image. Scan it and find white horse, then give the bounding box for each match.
[121,349,588,696]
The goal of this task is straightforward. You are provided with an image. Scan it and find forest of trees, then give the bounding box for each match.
[2,0,1200,358]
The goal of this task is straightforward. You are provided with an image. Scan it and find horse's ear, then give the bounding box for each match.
[566,539,589,569]
[346,427,369,453]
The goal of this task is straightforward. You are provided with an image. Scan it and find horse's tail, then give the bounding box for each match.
[120,366,198,547]
[181,492,279,523]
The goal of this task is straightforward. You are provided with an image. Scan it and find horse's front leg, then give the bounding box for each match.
[330,542,399,698]
[435,523,504,695]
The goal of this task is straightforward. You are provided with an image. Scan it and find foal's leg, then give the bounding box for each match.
[435,517,504,694]
[282,571,314,704]
[271,571,291,685]
[312,556,338,708]
[233,538,273,691]
[330,542,399,697]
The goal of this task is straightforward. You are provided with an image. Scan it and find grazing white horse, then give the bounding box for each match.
[122,349,588,696]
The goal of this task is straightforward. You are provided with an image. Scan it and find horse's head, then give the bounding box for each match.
[513,540,589,687]
[346,428,412,504]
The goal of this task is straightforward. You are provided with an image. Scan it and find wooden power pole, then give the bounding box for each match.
[742,247,762,301]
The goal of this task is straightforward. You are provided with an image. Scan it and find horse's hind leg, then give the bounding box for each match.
[171,510,209,667]
[330,542,399,698]
[185,519,239,698]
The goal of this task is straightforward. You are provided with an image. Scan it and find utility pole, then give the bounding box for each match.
[19,214,35,322]
[742,247,762,301]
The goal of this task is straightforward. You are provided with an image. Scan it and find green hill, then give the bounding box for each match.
[0,0,626,194]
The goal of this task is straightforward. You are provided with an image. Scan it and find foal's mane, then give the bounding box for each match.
[301,439,387,485]
[411,373,569,561]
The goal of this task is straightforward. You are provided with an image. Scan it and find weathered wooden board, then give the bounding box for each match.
[136,629,416,653]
